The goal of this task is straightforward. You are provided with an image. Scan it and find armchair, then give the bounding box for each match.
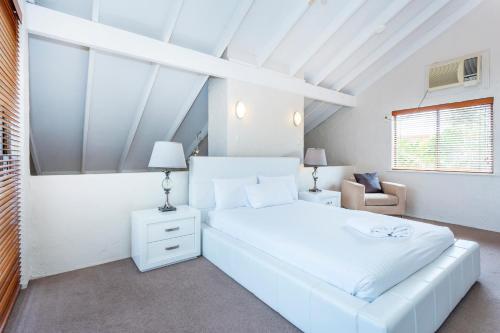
[341,179,406,216]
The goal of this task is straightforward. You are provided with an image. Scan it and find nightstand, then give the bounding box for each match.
[131,205,201,272]
[299,190,342,207]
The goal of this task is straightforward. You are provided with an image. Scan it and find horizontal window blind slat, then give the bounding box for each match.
[0,61,19,91]
[0,84,20,106]
[0,264,18,306]
[0,211,18,232]
[0,228,18,258]
[0,205,19,222]
[0,108,21,125]
[0,214,18,233]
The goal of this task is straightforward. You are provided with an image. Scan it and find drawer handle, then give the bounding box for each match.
[165,245,180,251]
[165,227,180,232]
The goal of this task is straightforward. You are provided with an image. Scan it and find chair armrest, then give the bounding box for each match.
[341,180,365,209]
[381,181,406,197]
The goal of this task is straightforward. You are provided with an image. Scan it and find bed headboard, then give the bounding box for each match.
[189,156,300,221]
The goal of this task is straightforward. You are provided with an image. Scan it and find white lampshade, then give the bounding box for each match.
[304,148,327,167]
[148,141,187,169]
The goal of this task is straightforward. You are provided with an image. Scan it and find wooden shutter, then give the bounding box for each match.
[0,0,20,330]
[392,97,494,173]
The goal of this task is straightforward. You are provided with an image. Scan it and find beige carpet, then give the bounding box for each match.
[6,220,500,333]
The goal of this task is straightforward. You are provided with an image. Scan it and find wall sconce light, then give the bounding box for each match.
[293,111,302,127]
[235,101,246,119]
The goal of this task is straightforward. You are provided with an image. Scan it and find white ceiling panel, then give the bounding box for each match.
[170,0,243,54]
[300,0,392,83]
[227,0,306,64]
[29,36,88,173]
[264,0,350,71]
[123,67,205,171]
[98,0,177,40]
[321,0,434,88]
[36,0,92,19]
[84,52,153,172]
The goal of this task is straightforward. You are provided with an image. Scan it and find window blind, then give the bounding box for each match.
[0,0,20,330]
[392,97,494,174]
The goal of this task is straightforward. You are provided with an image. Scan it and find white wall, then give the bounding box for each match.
[29,172,188,278]
[28,165,352,278]
[209,78,304,159]
[298,166,354,192]
[306,0,500,232]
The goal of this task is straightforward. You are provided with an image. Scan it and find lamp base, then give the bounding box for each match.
[158,205,176,212]
[159,170,176,212]
[309,166,321,193]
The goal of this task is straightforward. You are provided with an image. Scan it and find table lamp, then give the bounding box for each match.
[148,141,187,212]
[304,148,327,192]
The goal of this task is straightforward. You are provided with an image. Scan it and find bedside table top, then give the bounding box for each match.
[131,205,199,220]
[299,190,340,199]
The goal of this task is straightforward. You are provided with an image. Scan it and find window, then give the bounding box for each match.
[392,97,494,174]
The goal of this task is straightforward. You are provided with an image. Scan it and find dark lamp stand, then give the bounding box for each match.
[309,166,321,192]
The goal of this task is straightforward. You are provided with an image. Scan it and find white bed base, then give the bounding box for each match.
[189,157,480,333]
[202,225,479,333]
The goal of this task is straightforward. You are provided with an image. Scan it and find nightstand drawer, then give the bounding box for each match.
[321,197,341,206]
[147,234,195,264]
[299,190,341,207]
[147,218,195,242]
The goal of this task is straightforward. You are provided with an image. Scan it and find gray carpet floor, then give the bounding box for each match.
[6,220,500,333]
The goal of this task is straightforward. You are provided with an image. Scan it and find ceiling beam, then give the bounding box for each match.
[288,0,367,76]
[352,0,483,95]
[117,0,184,171]
[81,0,100,173]
[26,4,356,107]
[166,0,254,142]
[256,2,309,67]
[333,0,451,91]
[310,0,412,86]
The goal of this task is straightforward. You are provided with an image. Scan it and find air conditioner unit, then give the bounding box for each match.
[428,55,481,91]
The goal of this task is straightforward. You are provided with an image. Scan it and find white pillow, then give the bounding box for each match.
[245,183,293,209]
[213,177,256,210]
[258,175,298,200]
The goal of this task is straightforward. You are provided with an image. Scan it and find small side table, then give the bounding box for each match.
[131,205,201,272]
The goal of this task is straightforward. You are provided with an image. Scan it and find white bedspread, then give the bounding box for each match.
[207,200,454,301]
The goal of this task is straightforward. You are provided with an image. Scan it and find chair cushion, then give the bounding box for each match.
[365,193,398,206]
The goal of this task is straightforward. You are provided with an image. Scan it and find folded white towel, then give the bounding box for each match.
[346,216,412,238]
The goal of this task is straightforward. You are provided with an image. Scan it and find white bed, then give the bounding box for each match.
[207,201,454,302]
[189,156,480,333]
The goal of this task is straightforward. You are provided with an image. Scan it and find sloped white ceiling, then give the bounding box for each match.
[85,53,153,172]
[29,36,88,174]
[29,0,483,174]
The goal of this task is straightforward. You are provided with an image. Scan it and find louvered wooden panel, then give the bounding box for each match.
[0,0,19,331]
